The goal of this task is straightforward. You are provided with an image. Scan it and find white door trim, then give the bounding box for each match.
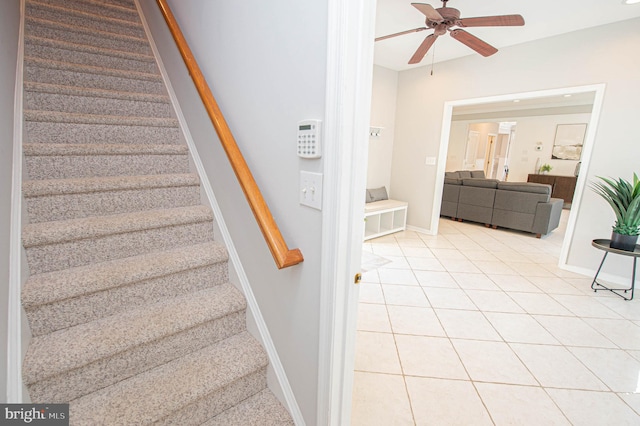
[431,84,606,258]
[317,0,377,424]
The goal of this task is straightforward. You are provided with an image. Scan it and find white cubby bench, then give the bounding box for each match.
[364,199,408,241]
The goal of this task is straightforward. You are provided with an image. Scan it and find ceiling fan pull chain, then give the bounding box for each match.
[430,44,436,75]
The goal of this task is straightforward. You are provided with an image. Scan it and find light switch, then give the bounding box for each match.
[425,156,437,165]
[300,171,323,210]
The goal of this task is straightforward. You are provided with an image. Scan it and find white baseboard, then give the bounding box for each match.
[406,224,435,235]
[136,2,303,423]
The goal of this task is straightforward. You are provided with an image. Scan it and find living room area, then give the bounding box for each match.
[356,79,640,423]
[354,6,640,424]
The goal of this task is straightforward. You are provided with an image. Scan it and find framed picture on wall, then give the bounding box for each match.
[552,123,587,160]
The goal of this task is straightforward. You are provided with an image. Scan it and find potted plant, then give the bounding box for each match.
[591,173,640,251]
[540,164,552,174]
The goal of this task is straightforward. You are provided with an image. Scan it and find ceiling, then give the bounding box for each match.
[374,0,640,71]
[451,91,596,119]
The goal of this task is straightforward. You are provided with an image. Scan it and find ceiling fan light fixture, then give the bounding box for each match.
[378,1,525,64]
[623,0,640,4]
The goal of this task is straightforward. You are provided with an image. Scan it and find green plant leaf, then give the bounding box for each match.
[591,174,640,235]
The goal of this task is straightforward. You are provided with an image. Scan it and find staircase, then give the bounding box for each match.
[20,0,294,424]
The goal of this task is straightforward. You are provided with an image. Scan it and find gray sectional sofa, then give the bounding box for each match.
[442,170,564,238]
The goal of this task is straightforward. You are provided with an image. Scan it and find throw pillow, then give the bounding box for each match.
[367,187,388,202]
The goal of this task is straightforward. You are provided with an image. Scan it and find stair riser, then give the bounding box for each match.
[26,5,146,40]
[25,42,157,74]
[26,21,149,56]
[91,0,136,10]
[25,221,215,274]
[28,311,247,403]
[25,91,174,118]
[203,390,294,426]
[161,369,268,426]
[25,185,201,223]
[26,262,229,336]
[34,0,140,23]
[25,154,189,179]
[25,65,164,94]
[24,122,181,145]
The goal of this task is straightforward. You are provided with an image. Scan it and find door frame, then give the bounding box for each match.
[317,0,377,424]
[430,84,606,266]
[484,133,498,177]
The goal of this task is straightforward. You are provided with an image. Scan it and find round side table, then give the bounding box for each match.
[591,239,640,301]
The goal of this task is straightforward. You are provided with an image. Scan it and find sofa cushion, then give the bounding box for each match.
[458,171,472,179]
[444,177,462,185]
[462,178,499,189]
[445,172,459,179]
[470,170,486,178]
[494,189,550,214]
[497,182,551,195]
[459,186,496,209]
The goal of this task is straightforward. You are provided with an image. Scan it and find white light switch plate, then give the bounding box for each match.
[300,171,323,210]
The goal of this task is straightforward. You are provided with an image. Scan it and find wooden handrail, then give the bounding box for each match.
[156,0,303,269]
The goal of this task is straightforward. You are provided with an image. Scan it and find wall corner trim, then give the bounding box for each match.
[6,0,25,404]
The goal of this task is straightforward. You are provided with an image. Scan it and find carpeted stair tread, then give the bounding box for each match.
[22,205,213,248]
[203,389,295,426]
[25,121,181,145]
[23,173,199,197]
[22,241,228,310]
[33,0,139,22]
[23,283,247,385]
[25,81,169,104]
[25,59,166,95]
[25,88,174,119]
[23,143,186,155]
[23,173,202,222]
[25,16,149,54]
[24,110,179,127]
[25,35,157,74]
[25,57,162,83]
[26,1,146,38]
[68,332,268,425]
[23,241,229,336]
[23,144,190,180]
[25,35,155,63]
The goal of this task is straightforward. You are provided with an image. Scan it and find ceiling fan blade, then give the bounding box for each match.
[408,34,438,64]
[450,29,498,57]
[458,14,525,27]
[411,3,444,22]
[375,27,427,42]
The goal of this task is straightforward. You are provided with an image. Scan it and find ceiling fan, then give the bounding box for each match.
[376,1,525,64]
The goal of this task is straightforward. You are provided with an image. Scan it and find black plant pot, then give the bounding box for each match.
[610,232,639,252]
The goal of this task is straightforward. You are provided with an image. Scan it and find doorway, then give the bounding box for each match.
[433,84,607,269]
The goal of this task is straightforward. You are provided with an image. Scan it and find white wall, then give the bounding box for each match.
[446,122,468,171]
[141,1,328,422]
[504,114,590,182]
[391,17,640,278]
[0,0,20,403]
[368,65,398,194]
[449,113,591,182]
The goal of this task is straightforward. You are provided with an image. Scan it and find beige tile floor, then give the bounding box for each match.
[352,213,640,425]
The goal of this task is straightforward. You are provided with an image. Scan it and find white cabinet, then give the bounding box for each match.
[364,200,408,241]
